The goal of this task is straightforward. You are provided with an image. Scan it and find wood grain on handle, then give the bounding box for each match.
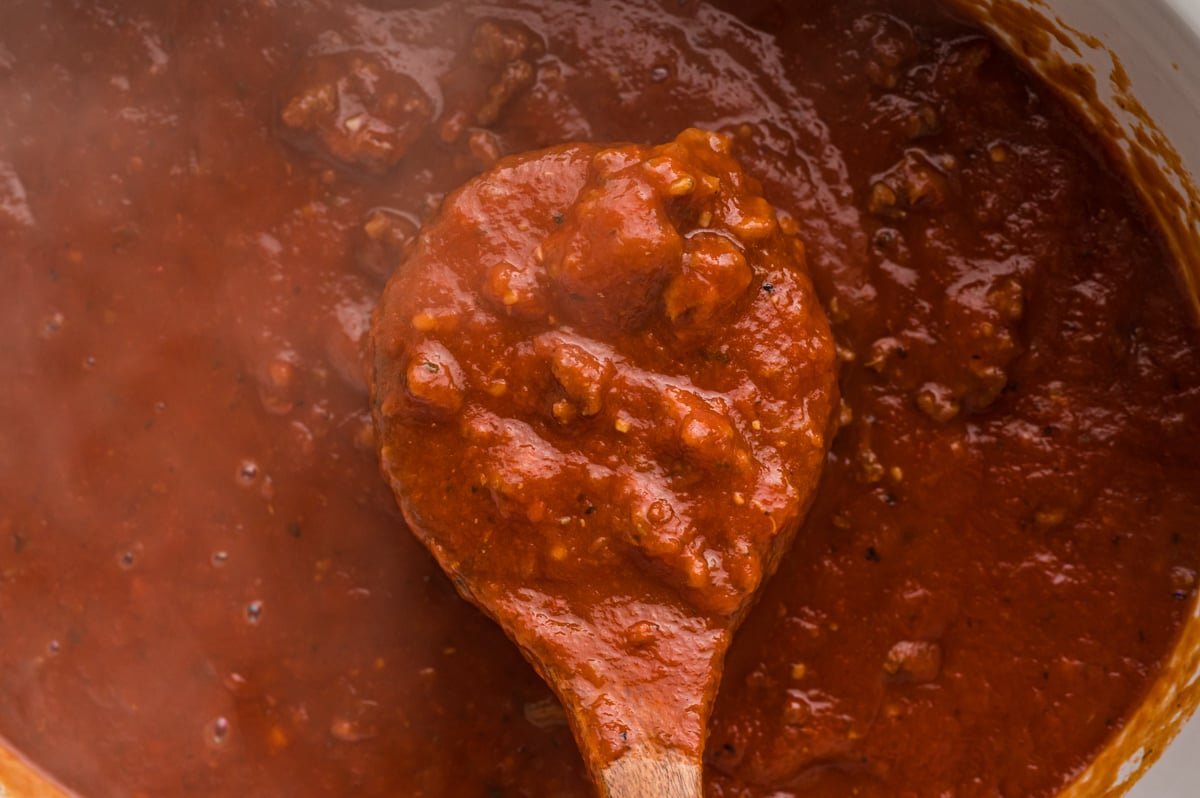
[0,740,77,798]
[599,745,702,798]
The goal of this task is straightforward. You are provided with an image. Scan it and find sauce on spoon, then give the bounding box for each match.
[370,129,839,795]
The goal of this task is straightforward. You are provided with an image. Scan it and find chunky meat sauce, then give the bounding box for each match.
[371,129,837,774]
[1,1,1198,797]
[373,130,837,619]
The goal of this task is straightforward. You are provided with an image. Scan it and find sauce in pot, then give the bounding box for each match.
[0,1,1197,797]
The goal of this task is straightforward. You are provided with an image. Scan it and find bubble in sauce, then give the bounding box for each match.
[244,600,264,624]
[40,311,64,338]
[206,716,231,746]
[236,461,259,485]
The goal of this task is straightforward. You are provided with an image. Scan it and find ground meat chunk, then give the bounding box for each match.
[664,232,754,326]
[357,208,418,279]
[470,19,544,67]
[476,59,536,127]
[484,259,547,320]
[280,52,433,174]
[850,12,920,89]
[867,148,957,218]
[536,334,615,419]
[438,19,545,143]
[398,339,465,417]
[867,94,941,142]
[883,640,942,684]
[542,147,685,330]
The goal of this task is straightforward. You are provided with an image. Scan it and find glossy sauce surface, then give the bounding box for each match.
[1,1,1198,797]
[370,128,837,773]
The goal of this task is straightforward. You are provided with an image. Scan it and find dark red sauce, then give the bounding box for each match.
[0,1,1197,797]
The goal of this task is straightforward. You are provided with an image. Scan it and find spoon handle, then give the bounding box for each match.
[599,747,702,798]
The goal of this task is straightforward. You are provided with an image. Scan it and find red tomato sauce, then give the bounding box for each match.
[0,1,1197,797]
[370,129,838,777]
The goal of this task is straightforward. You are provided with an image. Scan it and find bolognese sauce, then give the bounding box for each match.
[0,1,1197,797]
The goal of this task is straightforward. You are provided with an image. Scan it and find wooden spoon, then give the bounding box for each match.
[602,747,701,797]
[0,744,77,798]
[370,129,839,796]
